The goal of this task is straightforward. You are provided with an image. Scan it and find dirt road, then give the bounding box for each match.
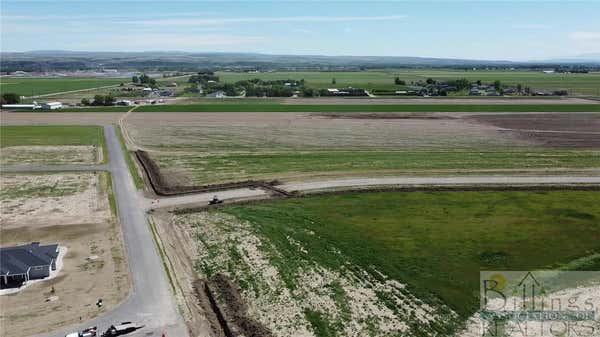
[144,175,600,210]
[279,176,600,192]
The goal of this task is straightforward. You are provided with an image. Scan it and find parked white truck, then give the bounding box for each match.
[65,326,97,337]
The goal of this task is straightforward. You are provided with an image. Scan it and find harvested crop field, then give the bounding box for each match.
[154,190,600,336]
[126,112,600,185]
[0,172,129,336]
[468,112,600,148]
[0,145,100,166]
[280,97,598,105]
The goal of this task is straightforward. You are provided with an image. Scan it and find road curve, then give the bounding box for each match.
[37,125,188,337]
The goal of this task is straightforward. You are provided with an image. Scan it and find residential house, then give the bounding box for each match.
[1,242,59,288]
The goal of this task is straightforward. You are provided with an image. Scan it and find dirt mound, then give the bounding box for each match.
[135,150,291,197]
[318,112,456,120]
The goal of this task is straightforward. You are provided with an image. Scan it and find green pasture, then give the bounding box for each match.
[224,190,600,318]
[155,150,600,185]
[0,77,128,97]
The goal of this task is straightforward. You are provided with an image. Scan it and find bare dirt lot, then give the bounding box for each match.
[0,172,129,337]
[281,97,598,105]
[469,113,600,148]
[0,145,99,166]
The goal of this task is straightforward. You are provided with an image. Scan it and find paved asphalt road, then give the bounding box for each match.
[35,125,189,337]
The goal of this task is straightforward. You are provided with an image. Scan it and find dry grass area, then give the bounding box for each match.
[126,112,599,185]
[127,112,516,152]
[0,172,129,337]
[0,145,99,166]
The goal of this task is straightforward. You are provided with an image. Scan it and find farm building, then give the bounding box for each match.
[1,104,38,110]
[41,102,63,110]
[206,90,226,98]
[1,242,59,288]
[116,100,134,106]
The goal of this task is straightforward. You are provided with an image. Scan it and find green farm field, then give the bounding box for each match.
[0,77,128,97]
[0,125,107,165]
[223,190,600,318]
[216,69,600,95]
[0,125,105,148]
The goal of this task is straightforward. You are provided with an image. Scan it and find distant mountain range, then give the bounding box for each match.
[1,51,599,72]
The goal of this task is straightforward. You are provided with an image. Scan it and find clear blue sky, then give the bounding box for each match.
[1,1,599,61]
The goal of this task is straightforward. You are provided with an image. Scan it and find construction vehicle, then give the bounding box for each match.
[208,195,223,205]
[100,322,144,336]
[65,326,97,337]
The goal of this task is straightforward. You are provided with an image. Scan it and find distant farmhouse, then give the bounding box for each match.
[1,101,63,110]
[41,101,63,110]
[206,90,226,98]
[1,242,59,289]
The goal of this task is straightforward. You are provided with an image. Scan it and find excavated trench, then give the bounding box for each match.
[135,150,292,197]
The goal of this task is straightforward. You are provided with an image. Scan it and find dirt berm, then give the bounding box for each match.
[135,150,291,197]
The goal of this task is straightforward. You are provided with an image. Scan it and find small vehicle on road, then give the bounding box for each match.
[209,195,223,205]
[65,326,97,337]
[100,322,144,336]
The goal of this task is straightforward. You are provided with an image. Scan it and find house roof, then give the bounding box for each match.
[0,243,58,276]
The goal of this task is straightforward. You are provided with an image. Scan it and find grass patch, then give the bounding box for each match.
[136,103,600,113]
[304,309,337,337]
[148,218,176,294]
[0,172,83,199]
[223,190,600,318]
[102,172,118,217]
[116,125,144,189]
[1,125,105,147]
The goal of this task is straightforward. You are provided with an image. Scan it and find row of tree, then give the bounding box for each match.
[1,93,20,105]
[81,94,116,106]
[132,73,157,88]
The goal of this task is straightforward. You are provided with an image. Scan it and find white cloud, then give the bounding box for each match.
[569,31,600,42]
[512,23,552,30]
[292,28,312,34]
[126,15,407,27]
[76,34,266,51]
